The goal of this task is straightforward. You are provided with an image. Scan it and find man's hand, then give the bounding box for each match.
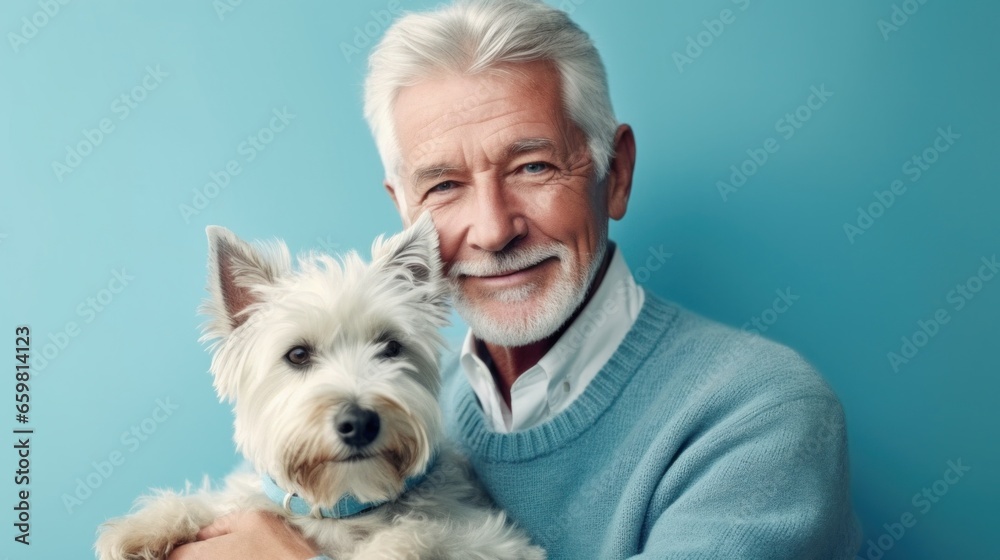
[167,510,319,560]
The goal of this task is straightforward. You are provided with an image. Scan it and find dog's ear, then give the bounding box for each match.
[370,212,448,316]
[202,226,290,340]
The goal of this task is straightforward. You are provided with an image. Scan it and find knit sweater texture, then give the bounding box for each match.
[439,294,861,559]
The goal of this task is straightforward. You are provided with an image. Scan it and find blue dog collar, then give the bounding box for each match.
[262,456,435,519]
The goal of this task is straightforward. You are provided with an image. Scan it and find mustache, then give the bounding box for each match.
[447,245,566,278]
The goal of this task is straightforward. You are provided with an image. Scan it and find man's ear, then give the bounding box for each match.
[201,226,290,340]
[605,124,636,221]
[383,180,410,227]
[370,212,448,320]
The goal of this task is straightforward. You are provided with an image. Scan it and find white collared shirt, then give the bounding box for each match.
[459,245,645,433]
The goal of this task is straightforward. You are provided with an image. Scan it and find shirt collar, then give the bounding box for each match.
[458,243,643,430]
[535,243,641,388]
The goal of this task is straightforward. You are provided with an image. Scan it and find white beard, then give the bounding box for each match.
[448,233,608,347]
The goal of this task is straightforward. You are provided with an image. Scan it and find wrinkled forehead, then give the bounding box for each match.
[391,62,573,176]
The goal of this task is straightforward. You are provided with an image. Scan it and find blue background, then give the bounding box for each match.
[1,0,996,558]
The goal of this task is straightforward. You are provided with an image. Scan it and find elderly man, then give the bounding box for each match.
[172,1,859,558]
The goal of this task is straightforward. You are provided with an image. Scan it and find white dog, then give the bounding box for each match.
[95,214,545,559]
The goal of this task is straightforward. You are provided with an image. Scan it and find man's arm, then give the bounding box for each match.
[166,510,320,560]
[626,395,860,559]
[165,399,858,560]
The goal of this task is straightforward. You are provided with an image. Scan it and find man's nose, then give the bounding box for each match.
[466,182,526,252]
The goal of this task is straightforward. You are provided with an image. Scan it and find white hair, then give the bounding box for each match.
[364,0,618,203]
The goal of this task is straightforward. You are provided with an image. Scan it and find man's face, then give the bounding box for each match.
[387,60,612,346]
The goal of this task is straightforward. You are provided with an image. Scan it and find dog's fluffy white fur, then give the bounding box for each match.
[95,214,545,559]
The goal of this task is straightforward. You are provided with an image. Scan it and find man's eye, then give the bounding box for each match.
[378,340,403,359]
[285,346,311,366]
[428,181,455,193]
[522,162,549,174]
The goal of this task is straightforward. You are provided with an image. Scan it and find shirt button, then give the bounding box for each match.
[562,380,571,393]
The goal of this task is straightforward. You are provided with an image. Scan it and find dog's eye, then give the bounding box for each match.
[378,340,402,360]
[285,346,311,366]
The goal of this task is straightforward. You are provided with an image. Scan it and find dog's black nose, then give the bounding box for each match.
[335,405,380,448]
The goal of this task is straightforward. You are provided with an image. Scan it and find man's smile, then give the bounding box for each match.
[461,257,557,290]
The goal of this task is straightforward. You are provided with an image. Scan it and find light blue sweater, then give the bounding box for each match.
[438,294,861,559]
